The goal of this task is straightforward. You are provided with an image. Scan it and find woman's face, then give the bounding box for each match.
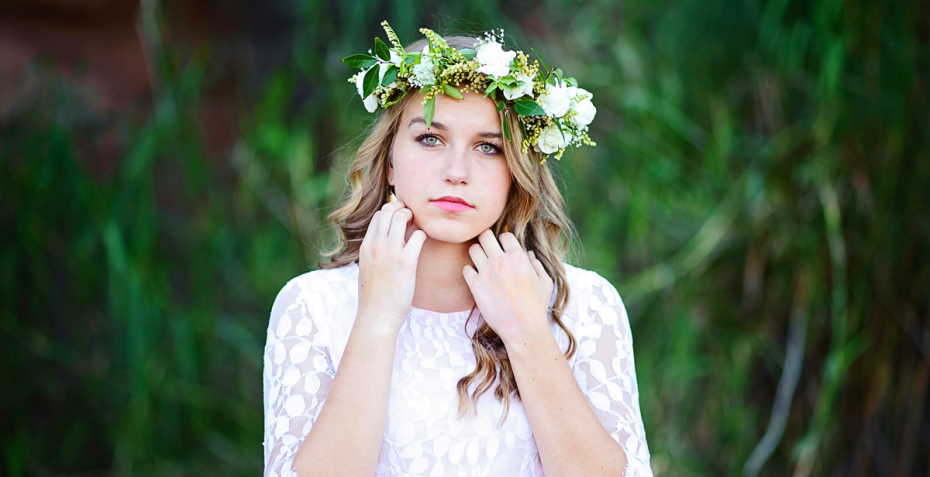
[388,90,513,244]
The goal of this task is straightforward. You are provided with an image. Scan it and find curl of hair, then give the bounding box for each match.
[319,33,579,427]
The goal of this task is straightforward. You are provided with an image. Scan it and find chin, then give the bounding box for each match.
[419,221,481,244]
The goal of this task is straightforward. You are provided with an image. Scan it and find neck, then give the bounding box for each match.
[411,235,477,313]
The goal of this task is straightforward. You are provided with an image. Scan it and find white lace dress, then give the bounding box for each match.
[262,260,652,476]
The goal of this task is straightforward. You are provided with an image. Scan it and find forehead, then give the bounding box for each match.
[401,90,501,133]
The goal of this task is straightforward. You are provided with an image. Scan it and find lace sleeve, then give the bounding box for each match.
[573,271,653,477]
[262,275,336,477]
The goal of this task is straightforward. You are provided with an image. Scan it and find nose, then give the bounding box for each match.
[442,147,469,185]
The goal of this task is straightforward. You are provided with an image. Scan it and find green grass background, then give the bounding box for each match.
[2,0,928,475]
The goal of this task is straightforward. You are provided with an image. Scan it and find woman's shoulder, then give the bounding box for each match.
[558,261,626,313]
[267,261,359,335]
[560,261,614,292]
[560,261,631,327]
[279,260,359,291]
[270,261,359,313]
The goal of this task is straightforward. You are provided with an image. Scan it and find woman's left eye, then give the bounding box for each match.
[416,134,501,155]
[478,143,502,154]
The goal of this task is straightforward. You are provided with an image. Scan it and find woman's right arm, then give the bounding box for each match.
[263,199,426,477]
[289,310,402,476]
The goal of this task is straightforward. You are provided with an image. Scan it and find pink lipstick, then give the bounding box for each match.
[432,201,471,212]
[431,196,474,212]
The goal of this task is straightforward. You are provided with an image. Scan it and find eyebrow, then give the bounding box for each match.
[408,117,502,140]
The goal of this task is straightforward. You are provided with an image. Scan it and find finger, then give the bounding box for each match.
[478,229,504,257]
[389,208,412,244]
[362,211,382,249]
[403,219,417,242]
[498,232,523,254]
[468,242,488,272]
[528,250,547,278]
[462,264,479,290]
[377,200,405,236]
[379,199,404,216]
[382,198,404,211]
[403,228,427,262]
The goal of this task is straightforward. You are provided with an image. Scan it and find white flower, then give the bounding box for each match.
[536,122,571,154]
[562,86,595,127]
[571,87,593,103]
[537,83,573,117]
[354,70,376,112]
[411,45,435,87]
[571,98,596,127]
[355,62,395,113]
[475,40,516,79]
[502,72,535,100]
[362,93,378,112]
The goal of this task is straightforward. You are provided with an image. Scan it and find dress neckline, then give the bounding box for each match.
[349,261,475,318]
[410,305,475,317]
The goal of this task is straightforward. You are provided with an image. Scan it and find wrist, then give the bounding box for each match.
[353,320,400,340]
[354,307,406,338]
[502,319,554,356]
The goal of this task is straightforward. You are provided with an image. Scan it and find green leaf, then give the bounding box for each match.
[501,111,512,140]
[381,66,398,86]
[362,66,380,98]
[423,96,436,128]
[545,67,566,87]
[495,100,506,112]
[513,98,545,116]
[484,82,499,96]
[459,48,477,60]
[499,75,518,87]
[546,72,558,86]
[342,54,377,70]
[442,84,464,99]
[405,53,420,65]
[374,37,391,61]
[565,77,578,87]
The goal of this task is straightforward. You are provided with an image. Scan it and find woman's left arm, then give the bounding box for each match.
[463,230,652,477]
[505,271,653,477]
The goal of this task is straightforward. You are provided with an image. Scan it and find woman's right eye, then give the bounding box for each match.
[416,134,441,147]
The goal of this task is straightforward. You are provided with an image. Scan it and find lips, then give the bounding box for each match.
[431,196,474,207]
[430,195,474,212]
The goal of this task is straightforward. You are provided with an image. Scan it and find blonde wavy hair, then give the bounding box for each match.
[319,33,581,426]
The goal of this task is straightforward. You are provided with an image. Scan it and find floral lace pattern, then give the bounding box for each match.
[262,261,652,476]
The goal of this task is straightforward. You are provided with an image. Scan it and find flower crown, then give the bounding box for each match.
[342,20,597,163]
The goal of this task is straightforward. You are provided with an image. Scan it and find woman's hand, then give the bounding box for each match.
[356,199,427,336]
[463,229,554,346]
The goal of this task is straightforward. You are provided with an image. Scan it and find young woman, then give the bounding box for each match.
[262,23,652,477]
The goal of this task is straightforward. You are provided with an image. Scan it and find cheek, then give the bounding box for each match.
[481,170,513,214]
[494,166,513,202]
[392,163,424,190]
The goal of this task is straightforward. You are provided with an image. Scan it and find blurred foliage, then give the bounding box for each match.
[2,0,928,476]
